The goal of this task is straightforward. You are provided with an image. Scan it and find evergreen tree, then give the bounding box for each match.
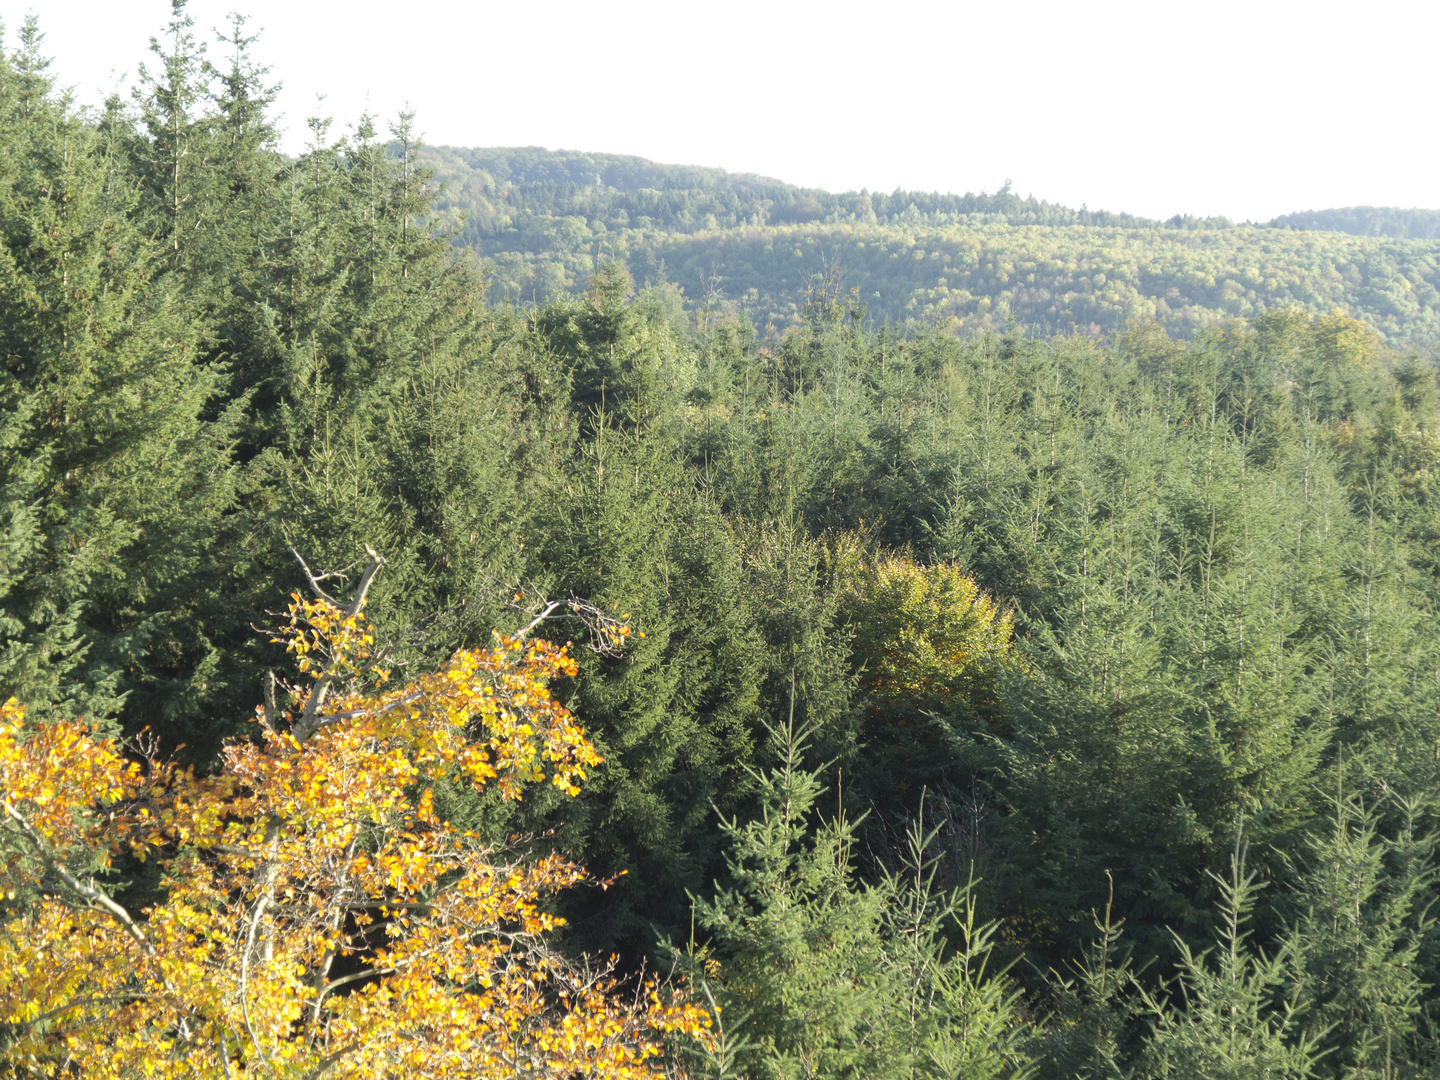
[688,713,1035,1080]
[0,25,239,726]
[1286,785,1437,1079]
[532,399,767,956]
[131,0,215,272]
[1041,875,1145,1080]
[1140,840,1326,1080]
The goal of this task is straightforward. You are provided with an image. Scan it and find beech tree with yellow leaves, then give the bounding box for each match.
[0,550,711,1079]
[828,539,1017,812]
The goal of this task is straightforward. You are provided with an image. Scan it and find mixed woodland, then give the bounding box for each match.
[424,146,1440,350]
[7,5,1440,1078]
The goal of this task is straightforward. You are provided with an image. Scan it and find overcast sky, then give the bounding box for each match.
[7,0,1436,223]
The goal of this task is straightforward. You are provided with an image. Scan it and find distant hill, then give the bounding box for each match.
[1268,207,1440,240]
[420,146,1440,349]
[421,145,1158,243]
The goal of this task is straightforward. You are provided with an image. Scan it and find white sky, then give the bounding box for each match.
[7,0,1437,223]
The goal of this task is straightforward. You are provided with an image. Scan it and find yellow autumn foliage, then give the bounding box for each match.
[0,594,711,1079]
[833,539,1016,729]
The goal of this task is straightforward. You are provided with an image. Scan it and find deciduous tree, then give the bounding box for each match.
[0,556,710,1078]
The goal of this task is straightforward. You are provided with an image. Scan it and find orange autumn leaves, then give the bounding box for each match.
[0,595,712,1079]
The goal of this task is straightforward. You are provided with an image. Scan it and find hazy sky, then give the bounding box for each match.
[7,0,1437,222]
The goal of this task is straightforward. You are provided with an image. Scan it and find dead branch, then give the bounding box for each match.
[506,585,636,657]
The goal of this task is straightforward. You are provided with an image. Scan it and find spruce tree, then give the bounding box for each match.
[1140,840,1326,1080]
[1286,786,1437,1079]
[0,21,239,727]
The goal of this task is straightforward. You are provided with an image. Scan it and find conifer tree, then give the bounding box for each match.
[1140,840,1325,1080]
[689,712,1035,1080]
[132,0,215,272]
[1286,786,1437,1079]
[530,397,767,956]
[1041,875,1145,1080]
[0,24,238,725]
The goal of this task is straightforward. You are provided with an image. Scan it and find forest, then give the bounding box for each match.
[423,146,1440,351]
[1270,208,1440,241]
[5,4,1440,1078]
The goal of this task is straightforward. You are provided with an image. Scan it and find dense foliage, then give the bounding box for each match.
[422,146,1440,350]
[7,6,1440,1078]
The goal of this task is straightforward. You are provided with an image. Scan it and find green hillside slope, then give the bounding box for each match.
[422,145,1440,348]
[635,222,1440,342]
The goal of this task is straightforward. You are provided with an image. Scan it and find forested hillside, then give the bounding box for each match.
[8,6,1440,1079]
[1271,206,1440,240]
[424,144,1440,349]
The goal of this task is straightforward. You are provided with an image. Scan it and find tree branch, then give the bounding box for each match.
[301,1039,363,1080]
[505,587,634,656]
[290,549,345,607]
[344,545,386,620]
[240,893,272,1066]
[3,800,153,956]
[292,545,386,744]
[261,669,281,738]
[320,965,397,997]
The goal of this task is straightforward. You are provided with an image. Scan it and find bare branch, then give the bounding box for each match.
[300,1039,363,1080]
[239,893,272,1066]
[307,837,361,1039]
[510,599,569,641]
[212,843,266,860]
[290,548,342,607]
[345,545,386,619]
[320,966,397,997]
[261,670,281,738]
[291,546,387,744]
[7,994,146,1036]
[505,586,636,656]
[291,545,385,616]
[217,1031,233,1080]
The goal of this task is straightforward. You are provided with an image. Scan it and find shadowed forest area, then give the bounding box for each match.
[6,6,1440,1078]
